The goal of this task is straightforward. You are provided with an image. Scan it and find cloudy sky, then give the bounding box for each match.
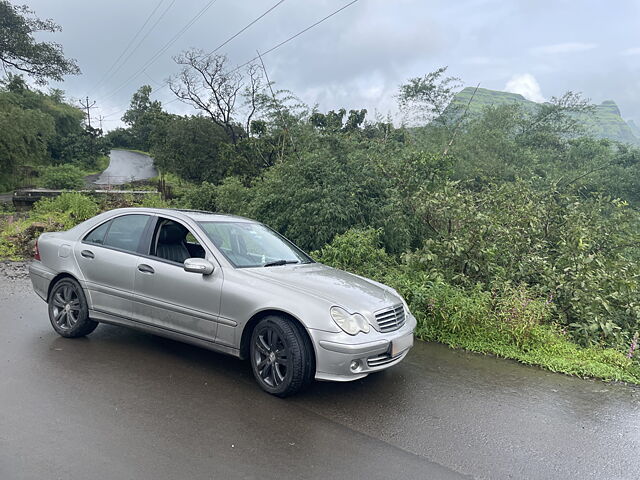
[24,0,640,130]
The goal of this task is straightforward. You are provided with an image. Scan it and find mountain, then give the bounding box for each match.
[627,119,640,139]
[451,87,640,145]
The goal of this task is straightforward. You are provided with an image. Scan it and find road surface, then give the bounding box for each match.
[93,149,158,186]
[1,263,639,479]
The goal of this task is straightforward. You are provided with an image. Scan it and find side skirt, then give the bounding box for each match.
[89,309,241,358]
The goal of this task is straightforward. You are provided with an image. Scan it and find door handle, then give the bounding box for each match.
[137,264,155,274]
[80,250,94,259]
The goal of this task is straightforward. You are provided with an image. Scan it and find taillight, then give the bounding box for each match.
[34,238,41,261]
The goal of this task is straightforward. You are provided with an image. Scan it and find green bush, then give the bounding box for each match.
[40,164,84,189]
[397,180,640,348]
[184,181,217,211]
[33,192,99,225]
[0,193,99,259]
[135,193,168,208]
[312,227,396,279]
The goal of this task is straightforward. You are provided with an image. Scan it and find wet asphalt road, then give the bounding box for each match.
[1,265,640,480]
[94,149,157,186]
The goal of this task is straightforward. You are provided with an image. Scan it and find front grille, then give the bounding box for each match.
[367,351,404,367]
[374,304,405,332]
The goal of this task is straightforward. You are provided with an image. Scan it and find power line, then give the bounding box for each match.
[142,70,163,87]
[101,1,359,122]
[144,0,285,106]
[94,0,176,96]
[90,0,168,94]
[230,0,359,73]
[98,1,286,118]
[99,0,219,103]
[207,0,286,56]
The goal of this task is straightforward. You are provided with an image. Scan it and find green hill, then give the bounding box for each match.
[451,87,639,145]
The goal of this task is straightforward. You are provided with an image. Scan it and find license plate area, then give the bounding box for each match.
[391,333,413,356]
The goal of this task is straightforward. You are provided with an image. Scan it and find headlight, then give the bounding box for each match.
[330,306,370,335]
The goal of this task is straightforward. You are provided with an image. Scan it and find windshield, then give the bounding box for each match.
[197,221,314,268]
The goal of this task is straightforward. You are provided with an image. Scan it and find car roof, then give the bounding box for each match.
[107,207,256,223]
[178,209,255,223]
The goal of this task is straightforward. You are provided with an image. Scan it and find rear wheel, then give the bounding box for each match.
[250,316,314,397]
[48,278,98,338]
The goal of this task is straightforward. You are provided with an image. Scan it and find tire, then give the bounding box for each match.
[48,278,98,338]
[249,315,314,397]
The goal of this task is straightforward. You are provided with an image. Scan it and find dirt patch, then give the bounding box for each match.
[0,261,29,280]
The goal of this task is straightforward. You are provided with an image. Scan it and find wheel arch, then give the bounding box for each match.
[47,272,82,302]
[239,309,317,371]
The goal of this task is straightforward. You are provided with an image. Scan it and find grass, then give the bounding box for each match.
[421,323,640,384]
[406,281,640,385]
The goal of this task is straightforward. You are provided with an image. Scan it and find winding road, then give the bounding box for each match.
[93,149,157,186]
[1,264,639,479]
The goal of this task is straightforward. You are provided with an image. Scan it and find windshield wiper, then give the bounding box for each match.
[263,259,299,267]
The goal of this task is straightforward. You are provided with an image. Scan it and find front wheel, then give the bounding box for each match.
[250,316,314,397]
[48,278,98,338]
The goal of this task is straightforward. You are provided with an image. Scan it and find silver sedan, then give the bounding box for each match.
[29,208,416,396]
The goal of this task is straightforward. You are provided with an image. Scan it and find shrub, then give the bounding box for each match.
[312,228,396,279]
[40,164,84,189]
[184,181,217,211]
[135,193,168,208]
[401,180,640,348]
[33,192,98,225]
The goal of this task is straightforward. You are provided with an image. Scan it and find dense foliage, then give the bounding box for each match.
[0,76,109,191]
[112,60,640,361]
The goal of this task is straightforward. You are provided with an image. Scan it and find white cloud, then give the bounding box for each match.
[504,73,545,103]
[621,47,640,56]
[530,42,597,55]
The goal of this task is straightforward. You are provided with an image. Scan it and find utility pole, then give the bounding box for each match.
[79,96,97,128]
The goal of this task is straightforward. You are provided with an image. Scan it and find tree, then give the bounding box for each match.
[397,67,461,127]
[515,91,594,147]
[169,50,263,144]
[122,85,162,126]
[310,108,368,133]
[0,1,80,84]
[150,115,234,184]
[122,85,164,151]
[0,75,108,189]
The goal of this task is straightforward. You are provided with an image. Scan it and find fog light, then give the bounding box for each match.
[350,360,361,372]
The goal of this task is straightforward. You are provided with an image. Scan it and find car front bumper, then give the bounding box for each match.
[309,313,417,382]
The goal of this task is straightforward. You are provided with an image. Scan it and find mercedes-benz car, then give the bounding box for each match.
[29,208,416,396]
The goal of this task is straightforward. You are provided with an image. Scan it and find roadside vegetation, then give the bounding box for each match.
[0,75,110,191]
[1,1,639,384]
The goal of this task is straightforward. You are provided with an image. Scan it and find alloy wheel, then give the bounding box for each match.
[50,284,81,331]
[253,326,290,387]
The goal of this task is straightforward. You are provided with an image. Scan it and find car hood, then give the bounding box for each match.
[243,263,402,315]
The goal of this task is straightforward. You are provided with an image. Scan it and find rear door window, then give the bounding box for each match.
[84,220,111,245]
[102,214,150,253]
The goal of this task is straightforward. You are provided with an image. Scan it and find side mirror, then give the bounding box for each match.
[184,258,215,275]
